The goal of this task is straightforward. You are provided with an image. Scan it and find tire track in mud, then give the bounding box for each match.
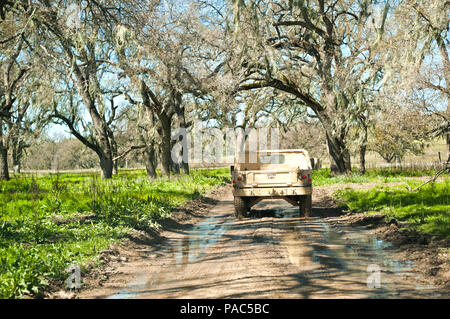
[90,188,446,299]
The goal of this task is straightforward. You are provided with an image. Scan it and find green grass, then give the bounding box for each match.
[312,167,449,186]
[0,168,230,299]
[334,179,450,238]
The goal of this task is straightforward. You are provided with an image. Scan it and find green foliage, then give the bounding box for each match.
[334,179,450,238]
[0,168,230,299]
[312,167,449,186]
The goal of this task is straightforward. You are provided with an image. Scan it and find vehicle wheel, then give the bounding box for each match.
[234,196,248,219]
[246,197,256,214]
[299,195,312,217]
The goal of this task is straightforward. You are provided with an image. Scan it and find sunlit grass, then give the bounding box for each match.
[0,168,230,299]
[334,179,450,238]
[312,167,449,186]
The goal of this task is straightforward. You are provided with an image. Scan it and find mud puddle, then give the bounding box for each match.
[104,196,445,299]
[280,217,441,298]
[107,204,235,299]
[106,273,148,299]
[172,213,233,266]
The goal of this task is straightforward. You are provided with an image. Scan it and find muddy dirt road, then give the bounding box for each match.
[76,186,448,299]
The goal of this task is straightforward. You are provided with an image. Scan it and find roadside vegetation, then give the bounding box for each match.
[334,178,450,239]
[0,168,230,299]
[313,167,449,239]
[312,167,449,186]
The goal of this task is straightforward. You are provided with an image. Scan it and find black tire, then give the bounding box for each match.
[299,195,312,217]
[246,197,256,213]
[234,196,248,219]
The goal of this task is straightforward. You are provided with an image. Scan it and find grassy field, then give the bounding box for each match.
[312,167,449,186]
[321,167,450,239]
[0,168,231,299]
[313,168,449,238]
[334,180,450,238]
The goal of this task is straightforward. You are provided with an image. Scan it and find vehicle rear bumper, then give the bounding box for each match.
[233,186,312,197]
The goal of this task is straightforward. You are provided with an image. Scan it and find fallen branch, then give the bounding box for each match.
[404,161,449,192]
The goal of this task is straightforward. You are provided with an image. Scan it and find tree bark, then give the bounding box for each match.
[110,138,119,175]
[0,144,9,181]
[0,124,10,180]
[11,138,25,174]
[62,37,115,180]
[321,81,352,175]
[99,155,113,179]
[325,133,351,175]
[160,117,172,178]
[86,100,115,179]
[359,145,366,175]
[11,140,19,174]
[359,118,368,175]
[144,107,159,180]
[139,80,174,179]
[175,102,190,175]
[144,145,158,180]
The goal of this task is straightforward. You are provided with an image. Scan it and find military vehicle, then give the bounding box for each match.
[231,149,313,219]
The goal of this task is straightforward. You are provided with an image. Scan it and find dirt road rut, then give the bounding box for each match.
[78,187,447,299]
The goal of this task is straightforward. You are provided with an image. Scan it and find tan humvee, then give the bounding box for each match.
[231,149,313,219]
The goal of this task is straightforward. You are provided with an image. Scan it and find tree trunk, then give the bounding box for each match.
[139,81,173,178]
[80,75,115,180]
[11,141,21,174]
[0,140,10,181]
[144,145,158,180]
[359,145,366,175]
[325,133,352,175]
[110,137,119,175]
[447,130,450,163]
[160,118,172,178]
[0,119,9,181]
[359,121,368,175]
[99,155,113,179]
[316,90,352,175]
[176,108,190,175]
